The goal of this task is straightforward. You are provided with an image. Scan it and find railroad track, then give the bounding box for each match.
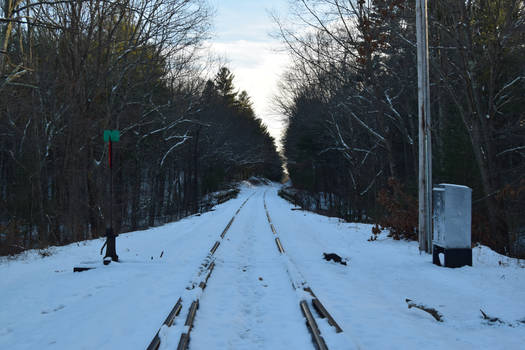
[146,194,253,350]
[147,189,343,350]
[263,192,343,350]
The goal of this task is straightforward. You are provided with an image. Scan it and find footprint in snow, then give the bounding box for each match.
[41,305,65,314]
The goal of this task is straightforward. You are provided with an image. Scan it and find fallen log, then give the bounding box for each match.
[405,299,443,322]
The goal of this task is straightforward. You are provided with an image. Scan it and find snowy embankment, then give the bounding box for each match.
[1,184,524,350]
[268,189,525,349]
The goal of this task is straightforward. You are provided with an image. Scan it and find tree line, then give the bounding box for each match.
[275,0,524,256]
[0,0,282,255]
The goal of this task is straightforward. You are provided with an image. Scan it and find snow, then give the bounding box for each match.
[1,184,524,349]
[435,183,471,190]
[182,191,312,350]
[268,188,525,349]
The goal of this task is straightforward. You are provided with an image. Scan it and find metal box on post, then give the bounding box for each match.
[432,184,472,267]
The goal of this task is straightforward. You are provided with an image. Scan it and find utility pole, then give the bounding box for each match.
[416,0,432,253]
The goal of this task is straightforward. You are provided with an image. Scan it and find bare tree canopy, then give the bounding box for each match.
[0,1,283,255]
[275,0,525,256]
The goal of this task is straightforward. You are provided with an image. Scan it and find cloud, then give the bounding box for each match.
[205,0,292,147]
[208,39,290,146]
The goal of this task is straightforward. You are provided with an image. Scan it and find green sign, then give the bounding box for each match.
[103,130,120,142]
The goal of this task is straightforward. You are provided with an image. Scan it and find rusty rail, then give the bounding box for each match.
[300,300,329,350]
[147,194,253,350]
[146,298,183,350]
[263,192,344,349]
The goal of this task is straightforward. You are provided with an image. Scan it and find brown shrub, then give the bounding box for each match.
[495,178,525,257]
[0,220,26,256]
[376,178,418,241]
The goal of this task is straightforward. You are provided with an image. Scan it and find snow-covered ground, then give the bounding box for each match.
[1,184,524,349]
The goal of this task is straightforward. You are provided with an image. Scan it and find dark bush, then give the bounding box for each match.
[376,178,418,241]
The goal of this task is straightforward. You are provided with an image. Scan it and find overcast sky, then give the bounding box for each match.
[207,0,290,147]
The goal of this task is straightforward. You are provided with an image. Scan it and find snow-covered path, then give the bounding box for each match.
[1,183,524,350]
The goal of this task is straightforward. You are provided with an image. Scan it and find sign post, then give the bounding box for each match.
[103,130,120,264]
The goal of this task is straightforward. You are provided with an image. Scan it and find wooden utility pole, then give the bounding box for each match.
[416,0,432,253]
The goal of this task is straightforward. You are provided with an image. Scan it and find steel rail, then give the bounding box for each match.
[263,192,344,350]
[146,194,253,350]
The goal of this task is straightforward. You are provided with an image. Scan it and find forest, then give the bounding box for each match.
[0,0,282,255]
[1,0,524,258]
[275,0,524,256]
